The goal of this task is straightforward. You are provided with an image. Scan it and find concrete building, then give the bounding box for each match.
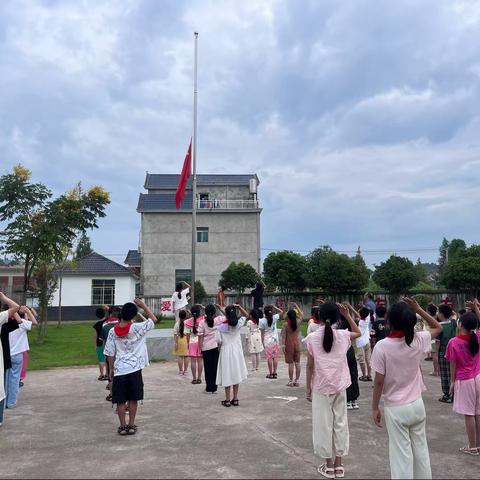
[137,173,261,296]
[0,265,26,303]
[50,252,138,320]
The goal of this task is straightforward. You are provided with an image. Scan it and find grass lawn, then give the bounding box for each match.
[28,319,176,371]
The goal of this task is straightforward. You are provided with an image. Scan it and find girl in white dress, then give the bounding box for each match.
[216,304,248,407]
[246,309,264,372]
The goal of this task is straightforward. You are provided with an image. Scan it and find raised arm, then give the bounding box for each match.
[215,304,225,316]
[402,297,442,338]
[338,303,361,339]
[134,298,158,323]
[293,302,304,320]
[0,292,20,318]
[346,302,360,319]
[272,305,284,315]
[235,304,249,318]
[21,306,38,326]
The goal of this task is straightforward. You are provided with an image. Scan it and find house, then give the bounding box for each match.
[0,265,27,304]
[137,173,262,296]
[124,249,141,276]
[49,252,138,321]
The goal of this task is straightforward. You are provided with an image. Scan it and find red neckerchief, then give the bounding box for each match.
[114,322,132,337]
[105,316,118,324]
[457,333,471,342]
[388,330,405,338]
[310,316,321,324]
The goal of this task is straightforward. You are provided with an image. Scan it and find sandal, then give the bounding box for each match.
[359,376,368,382]
[231,399,239,406]
[334,465,345,478]
[439,395,453,403]
[459,446,479,456]
[221,400,231,407]
[366,376,372,382]
[273,373,278,379]
[306,396,312,403]
[266,374,274,379]
[286,381,293,387]
[126,424,137,435]
[293,381,299,387]
[191,379,197,384]
[117,426,128,436]
[317,464,335,479]
[97,375,104,381]
[105,394,112,402]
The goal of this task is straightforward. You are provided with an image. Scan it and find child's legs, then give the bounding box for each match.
[364,344,372,376]
[255,353,260,369]
[465,415,477,448]
[295,362,301,381]
[21,351,28,381]
[177,357,183,372]
[267,358,273,374]
[432,351,439,375]
[190,357,197,379]
[117,403,127,427]
[288,362,294,381]
[408,399,432,479]
[475,416,480,447]
[6,353,23,407]
[332,392,349,458]
[312,391,334,462]
[233,384,239,400]
[273,356,278,374]
[197,357,204,379]
[183,356,189,372]
[225,386,231,401]
[356,347,366,376]
[128,400,138,426]
[438,350,451,397]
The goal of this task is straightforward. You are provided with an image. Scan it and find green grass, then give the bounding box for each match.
[28,319,176,371]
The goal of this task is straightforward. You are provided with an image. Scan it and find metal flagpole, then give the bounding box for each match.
[191,32,198,304]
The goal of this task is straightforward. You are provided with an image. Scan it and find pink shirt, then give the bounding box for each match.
[371,331,431,407]
[305,327,352,395]
[197,316,225,351]
[445,333,480,381]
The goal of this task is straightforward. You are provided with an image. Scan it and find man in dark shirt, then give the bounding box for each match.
[250,281,266,311]
[371,305,387,348]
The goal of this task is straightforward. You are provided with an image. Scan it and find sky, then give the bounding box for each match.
[1,0,480,268]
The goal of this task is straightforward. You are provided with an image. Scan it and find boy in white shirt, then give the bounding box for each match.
[354,306,373,382]
[104,298,157,436]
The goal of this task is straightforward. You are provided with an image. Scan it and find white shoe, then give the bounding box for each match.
[352,401,359,410]
[346,401,353,410]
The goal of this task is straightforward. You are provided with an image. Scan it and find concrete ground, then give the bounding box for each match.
[1,358,479,479]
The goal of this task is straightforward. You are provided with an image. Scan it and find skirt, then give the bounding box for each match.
[188,341,202,358]
[453,375,480,416]
[174,336,189,356]
[216,342,248,387]
[248,331,264,354]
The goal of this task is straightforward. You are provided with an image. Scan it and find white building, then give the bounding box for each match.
[49,252,138,321]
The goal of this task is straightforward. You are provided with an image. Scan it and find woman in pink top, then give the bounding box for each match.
[371,298,442,480]
[198,304,225,394]
[305,303,360,479]
[445,308,480,455]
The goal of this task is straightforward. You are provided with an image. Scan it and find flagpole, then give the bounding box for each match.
[191,32,198,304]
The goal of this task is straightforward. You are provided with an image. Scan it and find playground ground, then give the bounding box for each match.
[0,359,478,479]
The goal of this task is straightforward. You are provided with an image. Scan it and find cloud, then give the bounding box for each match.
[0,0,480,269]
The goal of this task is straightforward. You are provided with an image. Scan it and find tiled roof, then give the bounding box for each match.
[145,174,257,190]
[60,252,135,276]
[124,249,141,266]
[137,192,193,212]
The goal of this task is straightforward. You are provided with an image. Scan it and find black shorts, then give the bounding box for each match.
[111,370,144,404]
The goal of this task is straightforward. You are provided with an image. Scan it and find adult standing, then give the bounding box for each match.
[217,286,225,309]
[363,292,376,313]
[250,281,266,311]
[172,281,191,323]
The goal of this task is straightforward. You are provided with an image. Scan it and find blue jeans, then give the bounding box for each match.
[6,353,23,408]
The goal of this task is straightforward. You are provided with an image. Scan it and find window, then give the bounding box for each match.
[175,269,192,285]
[91,279,115,305]
[197,226,209,243]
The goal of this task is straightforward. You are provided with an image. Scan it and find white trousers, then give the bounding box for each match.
[312,390,349,459]
[384,397,432,479]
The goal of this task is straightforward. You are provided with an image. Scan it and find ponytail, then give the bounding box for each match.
[323,320,334,353]
[178,310,187,338]
[387,303,417,347]
[469,331,479,357]
[225,305,238,327]
[264,306,273,327]
[205,304,216,328]
[287,309,298,331]
[190,304,201,335]
[460,312,479,357]
[318,303,340,353]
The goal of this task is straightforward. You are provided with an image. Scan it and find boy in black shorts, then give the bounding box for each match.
[104,298,157,435]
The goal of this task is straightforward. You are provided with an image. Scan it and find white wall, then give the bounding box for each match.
[51,275,137,306]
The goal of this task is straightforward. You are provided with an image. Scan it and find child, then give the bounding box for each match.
[427,304,439,376]
[173,310,189,375]
[371,297,442,479]
[101,306,120,401]
[282,303,304,387]
[445,310,480,455]
[437,303,457,403]
[307,306,321,335]
[305,302,361,479]
[198,304,225,393]
[350,305,372,381]
[6,307,37,408]
[172,281,191,322]
[93,308,107,381]
[216,304,248,407]
[104,298,157,436]
[260,304,284,379]
[370,305,387,349]
[185,305,204,384]
[246,309,264,372]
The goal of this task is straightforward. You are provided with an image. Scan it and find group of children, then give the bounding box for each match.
[0,292,38,427]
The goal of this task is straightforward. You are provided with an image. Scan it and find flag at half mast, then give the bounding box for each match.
[175,139,192,209]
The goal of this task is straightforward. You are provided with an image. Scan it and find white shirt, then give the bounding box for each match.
[356,318,371,348]
[307,321,321,335]
[171,288,190,311]
[104,319,154,376]
[259,314,280,345]
[9,319,32,356]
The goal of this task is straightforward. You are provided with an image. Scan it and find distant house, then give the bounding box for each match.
[124,249,141,277]
[49,252,138,321]
[136,173,262,296]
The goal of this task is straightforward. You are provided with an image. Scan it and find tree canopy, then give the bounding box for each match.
[372,255,419,295]
[219,262,260,293]
[263,250,306,293]
[74,232,94,260]
[442,245,480,293]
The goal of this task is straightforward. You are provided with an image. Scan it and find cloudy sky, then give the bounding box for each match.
[1,0,480,267]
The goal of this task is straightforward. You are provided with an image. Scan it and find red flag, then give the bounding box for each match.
[175,140,192,209]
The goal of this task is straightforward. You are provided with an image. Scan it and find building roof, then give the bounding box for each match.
[59,252,135,277]
[124,249,141,266]
[144,173,258,190]
[137,192,193,212]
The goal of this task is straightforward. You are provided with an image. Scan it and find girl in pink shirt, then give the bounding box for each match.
[445,310,480,455]
[184,305,204,385]
[305,303,360,479]
[371,298,442,480]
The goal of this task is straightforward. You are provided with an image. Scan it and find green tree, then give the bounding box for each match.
[0,166,110,337]
[194,280,207,305]
[74,232,93,260]
[219,262,260,294]
[415,258,428,283]
[305,246,369,294]
[442,245,480,294]
[373,255,419,297]
[263,250,307,294]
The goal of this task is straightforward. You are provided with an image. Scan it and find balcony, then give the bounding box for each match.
[197,199,259,210]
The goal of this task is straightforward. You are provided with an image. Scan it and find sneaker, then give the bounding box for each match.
[347,401,353,410]
[352,401,359,410]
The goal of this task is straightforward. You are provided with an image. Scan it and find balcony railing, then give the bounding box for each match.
[197,199,259,210]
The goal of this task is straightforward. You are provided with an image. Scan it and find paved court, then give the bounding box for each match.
[0,359,478,479]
